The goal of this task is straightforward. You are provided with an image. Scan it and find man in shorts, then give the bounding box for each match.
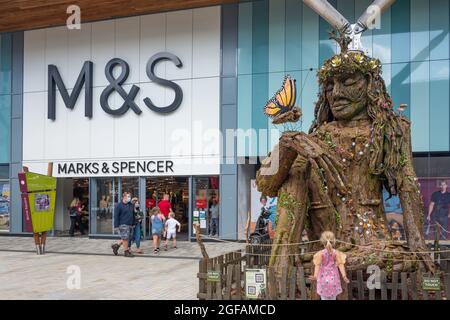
[111,192,135,257]
[164,211,181,250]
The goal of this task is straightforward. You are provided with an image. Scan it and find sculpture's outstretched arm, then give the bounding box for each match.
[256,134,300,198]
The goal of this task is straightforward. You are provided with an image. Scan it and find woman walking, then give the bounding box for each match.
[130,197,144,254]
[69,197,84,236]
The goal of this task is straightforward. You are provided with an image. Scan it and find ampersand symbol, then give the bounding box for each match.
[100,58,141,116]
[102,162,109,174]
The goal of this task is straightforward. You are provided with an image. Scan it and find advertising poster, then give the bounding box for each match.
[29,191,56,233]
[418,178,450,241]
[199,211,207,229]
[0,182,10,231]
[382,187,405,241]
[195,199,207,209]
[250,180,277,239]
[245,268,266,299]
[193,210,199,235]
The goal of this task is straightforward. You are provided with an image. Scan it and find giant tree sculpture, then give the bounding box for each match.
[256,0,434,275]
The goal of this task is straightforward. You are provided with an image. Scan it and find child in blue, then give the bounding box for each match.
[150,207,165,254]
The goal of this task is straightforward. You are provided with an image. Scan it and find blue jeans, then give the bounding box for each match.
[210,218,219,236]
[130,223,141,248]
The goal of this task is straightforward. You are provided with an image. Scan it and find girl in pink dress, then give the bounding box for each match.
[309,231,349,300]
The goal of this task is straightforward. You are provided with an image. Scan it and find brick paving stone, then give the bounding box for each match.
[0,236,244,299]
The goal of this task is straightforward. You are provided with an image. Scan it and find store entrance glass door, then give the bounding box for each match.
[91,178,118,234]
[90,177,139,235]
[192,176,220,237]
[145,177,189,241]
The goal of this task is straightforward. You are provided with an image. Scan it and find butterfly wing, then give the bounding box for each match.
[275,80,289,106]
[289,77,297,107]
[263,75,297,118]
[275,76,297,111]
[263,100,281,117]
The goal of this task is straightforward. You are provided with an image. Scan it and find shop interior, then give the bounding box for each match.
[146,177,189,241]
[53,178,89,236]
[53,176,220,240]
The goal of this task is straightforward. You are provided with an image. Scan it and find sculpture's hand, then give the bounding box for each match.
[272,107,301,125]
[280,132,348,195]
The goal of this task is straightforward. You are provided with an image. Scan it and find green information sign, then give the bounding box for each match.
[207,271,220,282]
[24,172,57,192]
[422,277,441,291]
[18,171,57,233]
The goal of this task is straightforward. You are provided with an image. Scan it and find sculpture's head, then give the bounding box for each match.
[310,32,407,195]
[315,50,387,123]
[325,69,369,121]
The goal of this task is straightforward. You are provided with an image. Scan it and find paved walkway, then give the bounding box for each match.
[0,236,244,300]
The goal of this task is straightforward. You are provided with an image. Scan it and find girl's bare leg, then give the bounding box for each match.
[152,235,158,250]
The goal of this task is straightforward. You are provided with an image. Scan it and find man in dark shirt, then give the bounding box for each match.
[427,181,450,240]
[111,192,135,257]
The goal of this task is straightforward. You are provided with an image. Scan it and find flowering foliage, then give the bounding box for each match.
[318,51,382,84]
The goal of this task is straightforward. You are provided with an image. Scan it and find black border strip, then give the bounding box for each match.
[413,151,450,158]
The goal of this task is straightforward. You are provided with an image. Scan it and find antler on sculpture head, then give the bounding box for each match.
[303,0,395,52]
[302,0,351,34]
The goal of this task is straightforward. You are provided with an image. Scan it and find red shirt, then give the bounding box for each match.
[158,200,172,218]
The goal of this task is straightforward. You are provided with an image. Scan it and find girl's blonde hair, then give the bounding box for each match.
[151,207,161,215]
[70,197,79,207]
[320,231,336,253]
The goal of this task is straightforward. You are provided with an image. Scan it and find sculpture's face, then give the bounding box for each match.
[326,71,369,121]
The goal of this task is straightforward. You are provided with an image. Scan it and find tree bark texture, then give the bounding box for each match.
[256,120,435,274]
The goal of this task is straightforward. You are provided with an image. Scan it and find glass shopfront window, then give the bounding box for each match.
[0,181,10,232]
[91,178,118,234]
[89,176,220,238]
[0,34,12,164]
[192,176,220,237]
[121,177,139,200]
[90,177,139,235]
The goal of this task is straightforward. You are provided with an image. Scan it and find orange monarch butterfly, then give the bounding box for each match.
[263,75,297,118]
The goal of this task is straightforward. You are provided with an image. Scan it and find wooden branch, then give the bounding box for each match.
[245,210,250,245]
[194,223,209,259]
[47,162,53,177]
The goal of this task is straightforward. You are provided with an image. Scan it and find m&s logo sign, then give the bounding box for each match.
[47,52,183,120]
